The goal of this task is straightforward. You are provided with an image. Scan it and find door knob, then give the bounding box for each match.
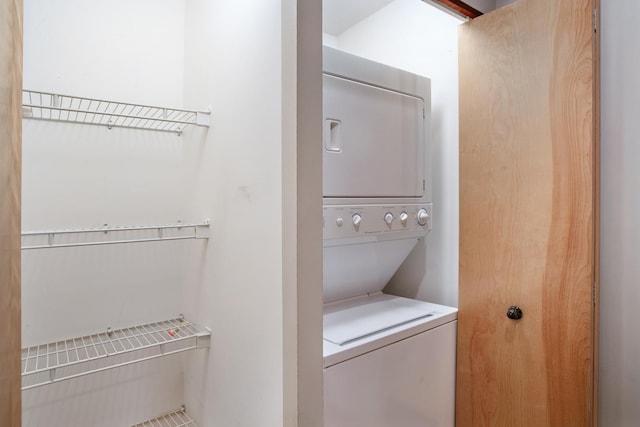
[506,305,523,320]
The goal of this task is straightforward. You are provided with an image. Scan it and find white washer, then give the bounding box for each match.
[322,219,457,427]
[323,294,457,427]
[322,48,457,427]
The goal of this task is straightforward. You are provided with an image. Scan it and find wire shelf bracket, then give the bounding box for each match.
[22,89,210,135]
[132,406,198,427]
[21,221,210,250]
[21,316,211,391]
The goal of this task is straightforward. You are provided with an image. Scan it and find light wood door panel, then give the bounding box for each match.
[0,0,22,425]
[457,0,597,426]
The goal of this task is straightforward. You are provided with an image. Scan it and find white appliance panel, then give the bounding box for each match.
[323,237,419,303]
[323,74,425,198]
[323,204,432,240]
[324,320,457,427]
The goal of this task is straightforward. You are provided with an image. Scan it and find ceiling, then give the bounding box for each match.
[323,0,396,36]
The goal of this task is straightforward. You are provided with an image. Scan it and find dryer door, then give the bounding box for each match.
[323,74,425,198]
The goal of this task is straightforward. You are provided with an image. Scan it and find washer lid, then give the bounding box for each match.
[324,293,437,346]
[323,294,458,368]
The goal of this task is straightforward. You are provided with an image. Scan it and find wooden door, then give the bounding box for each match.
[456,0,598,426]
[0,0,22,425]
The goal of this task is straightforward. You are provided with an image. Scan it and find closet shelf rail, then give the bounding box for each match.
[21,316,211,391]
[22,89,210,134]
[133,406,198,427]
[21,221,210,249]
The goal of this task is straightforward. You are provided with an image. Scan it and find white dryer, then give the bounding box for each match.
[322,47,457,427]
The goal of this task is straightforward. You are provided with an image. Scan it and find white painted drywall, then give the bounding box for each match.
[323,0,396,35]
[599,1,640,425]
[181,1,301,426]
[22,1,188,425]
[23,0,184,106]
[495,0,517,9]
[330,0,461,307]
[284,1,325,425]
[463,0,496,13]
[23,0,320,426]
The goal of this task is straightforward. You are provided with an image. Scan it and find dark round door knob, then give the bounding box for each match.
[507,305,523,320]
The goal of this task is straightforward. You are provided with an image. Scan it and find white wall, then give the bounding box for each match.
[285,1,325,425]
[330,0,461,307]
[23,0,184,106]
[599,1,640,425]
[22,1,189,425]
[495,0,516,8]
[23,1,319,426]
[181,1,298,426]
[463,0,496,13]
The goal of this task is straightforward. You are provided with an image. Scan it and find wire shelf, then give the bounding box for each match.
[21,221,210,250]
[22,89,210,135]
[133,407,198,427]
[21,316,211,391]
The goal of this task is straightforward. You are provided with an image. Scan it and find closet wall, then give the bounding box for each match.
[180,1,298,425]
[22,1,193,425]
[495,0,517,8]
[600,0,640,425]
[462,0,498,12]
[22,0,188,339]
[21,0,305,426]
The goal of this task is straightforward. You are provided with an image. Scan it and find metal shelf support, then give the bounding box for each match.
[21,221,210,250]
[132,407,198,427]
[21,317,211,391]
[22,89,210,135]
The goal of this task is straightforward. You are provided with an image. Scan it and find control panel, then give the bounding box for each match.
[323,204,432,240]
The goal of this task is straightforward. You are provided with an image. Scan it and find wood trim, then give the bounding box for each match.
[592,0,601,425]
[0,0,22,425]
[430,0,483,18]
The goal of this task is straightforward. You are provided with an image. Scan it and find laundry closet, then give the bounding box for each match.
[322,1,599,425]
[17,0,597,426]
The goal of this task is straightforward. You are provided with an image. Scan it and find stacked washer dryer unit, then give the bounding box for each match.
[322,46,458,427]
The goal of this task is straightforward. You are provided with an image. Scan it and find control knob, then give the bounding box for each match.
[352,213,362,228]
[417,208,430,226]
[399,211,408,226]
[384,212,394,225]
